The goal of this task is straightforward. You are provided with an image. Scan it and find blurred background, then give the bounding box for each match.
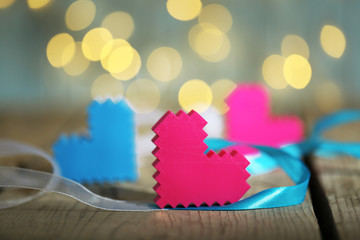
[1,0,360,198]
[0,0,359,117]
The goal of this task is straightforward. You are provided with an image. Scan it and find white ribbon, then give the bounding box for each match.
[0,140,155,211]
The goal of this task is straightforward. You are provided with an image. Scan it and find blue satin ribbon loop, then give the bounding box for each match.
[316,142,360,158]
[312,110,360,137]
[311,110,360,158]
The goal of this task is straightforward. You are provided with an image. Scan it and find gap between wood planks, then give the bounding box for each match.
[304,153,339,240]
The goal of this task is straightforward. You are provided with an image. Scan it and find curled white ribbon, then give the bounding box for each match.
[0,140,155,211]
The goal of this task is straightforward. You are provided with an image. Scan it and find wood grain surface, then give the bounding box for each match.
[313,122,360,239]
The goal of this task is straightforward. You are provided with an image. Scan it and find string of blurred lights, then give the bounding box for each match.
[0,0,349,115]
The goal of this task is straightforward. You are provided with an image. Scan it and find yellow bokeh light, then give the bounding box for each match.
[63,42,90,76]
[210,79,236,114]
[100,39,131,71]
[46,33,76,68]
[189,23,225,56]
[107,46,134,74]
[0,0,15,9]
[281,34,309,59]
[199,4,232,33]
[97,39,135,75]
[101,11,134,40]
[27,0,50,9]
[126,78,161,114]
[82,28,113,61]
[111,48,141,81]
[200,33,231,62]
[262,54,287,89]
[65,0,96,31]
[283,54,312,89]
[320,25,346,58]
[314,80,343,113]
[166,0,202,21]
[178,79,213,113]
[147,47,182,82]
[91,74,124,101]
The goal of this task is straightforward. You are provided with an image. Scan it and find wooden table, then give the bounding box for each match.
[0,109,359,240]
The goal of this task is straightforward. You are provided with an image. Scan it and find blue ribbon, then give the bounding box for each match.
[310,110,360,158]
[187,110,360,210]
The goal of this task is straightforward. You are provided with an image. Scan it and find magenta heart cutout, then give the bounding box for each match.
[152,110,250,208]
[226,83,303,153]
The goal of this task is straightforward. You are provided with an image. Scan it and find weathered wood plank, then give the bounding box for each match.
[0,181,320,240]
[0,164,321,239]
[0,112,321,239]
[314,122,360,239]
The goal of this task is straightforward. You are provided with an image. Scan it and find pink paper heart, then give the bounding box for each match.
[226,83,303,154]
[152,110,250,209]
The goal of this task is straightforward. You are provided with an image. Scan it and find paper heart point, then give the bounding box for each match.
[226,83,304,147]
[152,110,250,209]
